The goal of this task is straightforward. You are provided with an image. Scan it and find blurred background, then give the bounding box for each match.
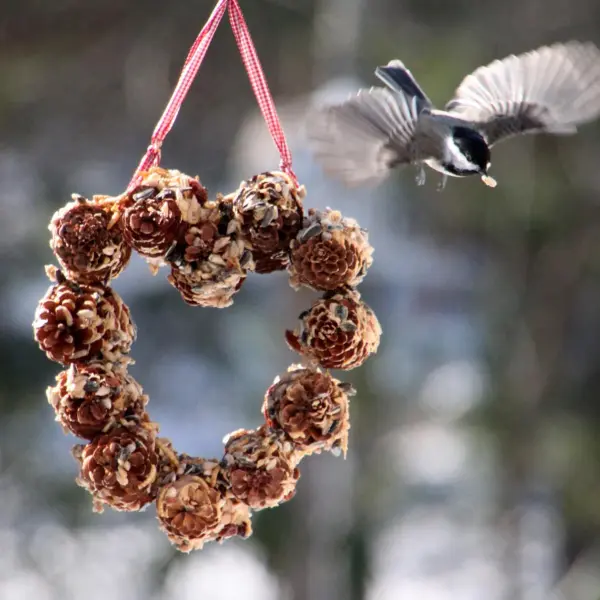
[3,0,600,598]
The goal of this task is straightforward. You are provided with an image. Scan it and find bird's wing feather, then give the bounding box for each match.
[375,59,434,110]
[445,41,600,146]
[305,86,421,186]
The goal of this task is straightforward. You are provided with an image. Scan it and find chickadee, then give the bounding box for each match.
[306,41,600,190]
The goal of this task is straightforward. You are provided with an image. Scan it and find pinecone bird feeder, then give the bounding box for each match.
[32,0,382,554]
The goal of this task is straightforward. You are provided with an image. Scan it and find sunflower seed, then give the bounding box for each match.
[240,249,253,268]
[133,187,155,202]
[298,222,322,242]
[327,420,340,435]
[164,241,180,262]
[156,188,175,200]
[334,304,348,321]
[226,218,241,236]
[240,192,258,211]
[184,463,203,476]
[300,328,309,345]
[260,205,278,228]
[340,321,357,333]
[83,380,100,393]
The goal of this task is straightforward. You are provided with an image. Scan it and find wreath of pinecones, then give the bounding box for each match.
[33,166,381,552]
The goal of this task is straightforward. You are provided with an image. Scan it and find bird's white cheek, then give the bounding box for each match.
[445,137,478,172]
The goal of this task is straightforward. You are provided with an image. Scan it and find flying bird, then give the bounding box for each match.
[306,41,600,190]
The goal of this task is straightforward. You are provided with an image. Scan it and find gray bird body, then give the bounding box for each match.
[306,41,600,188]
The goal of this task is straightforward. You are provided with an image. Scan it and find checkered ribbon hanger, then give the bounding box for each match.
[128,0,297,191]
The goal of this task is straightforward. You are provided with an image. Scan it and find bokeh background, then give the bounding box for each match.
[3,0,600,598]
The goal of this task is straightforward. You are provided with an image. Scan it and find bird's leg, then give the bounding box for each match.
[415,165,426,186]
[436,174,448,192]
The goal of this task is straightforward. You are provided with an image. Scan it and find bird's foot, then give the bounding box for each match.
[436,174,448,192]
[415,167,426,186]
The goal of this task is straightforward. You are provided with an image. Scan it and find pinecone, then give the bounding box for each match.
[49,194,131,284]
[132,166,209,225]
[288,208,373,291]
[285,288,381,370]
[121,188,182,259]
[157,456,252,552]
[167,196,253,308]
[33,273,136,365]
[263,364,354,457]
[231,171,305,273]
[47,363,147,440]
[221,425,300,510]
[74,423,159,512]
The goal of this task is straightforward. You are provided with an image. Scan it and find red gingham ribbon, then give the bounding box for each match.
[227,0,297,184]
[128,0,228,191]
[128,0,297,192]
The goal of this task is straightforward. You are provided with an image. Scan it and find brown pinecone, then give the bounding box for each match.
[231,171,305,273]
[74,423,159,512]
[166,196,253,308]
[289,208,373,291]
[263,364,354,457]
[49,194,131,284]
[47,363,147,440]
[221,425,300,510]
[121,189,182,259]
[33,273,136,365]
[133,166,209,225]
[157,457,252,552]
[285,288,382,370]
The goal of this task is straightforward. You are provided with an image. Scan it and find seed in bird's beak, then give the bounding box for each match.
[481,174,497,188]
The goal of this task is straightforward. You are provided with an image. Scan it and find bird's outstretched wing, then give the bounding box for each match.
[375,59,434,111]
[445,41,600,146]
[305,86,422,186]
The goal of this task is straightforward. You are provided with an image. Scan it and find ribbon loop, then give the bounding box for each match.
[228,0,297,184]
[128,0,297,192]
[128,0,228,191]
